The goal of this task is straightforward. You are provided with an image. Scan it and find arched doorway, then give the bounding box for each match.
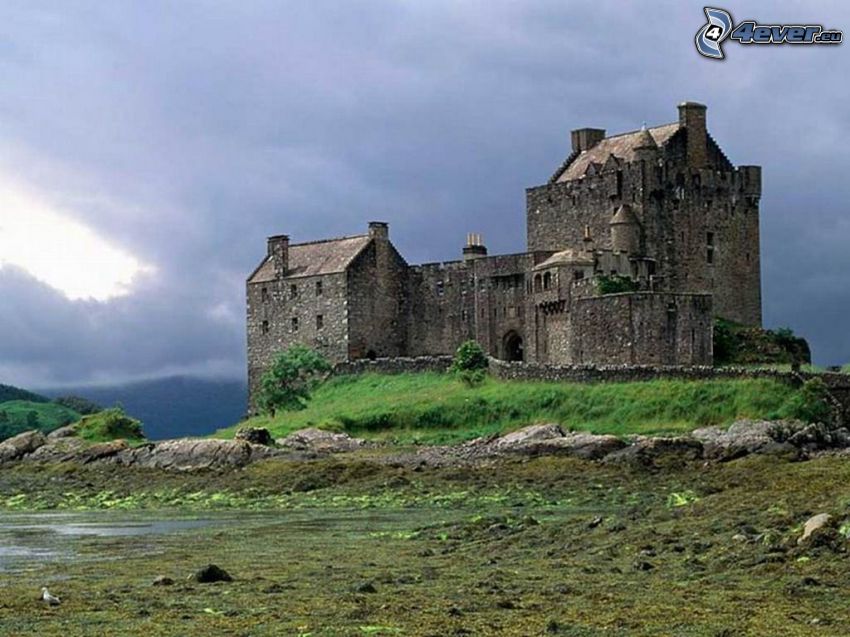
[503,331,524,362]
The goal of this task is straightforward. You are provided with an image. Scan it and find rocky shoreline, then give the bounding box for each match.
[1,417,848,472]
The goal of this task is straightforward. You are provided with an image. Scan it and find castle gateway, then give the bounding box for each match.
[246,102,761,406]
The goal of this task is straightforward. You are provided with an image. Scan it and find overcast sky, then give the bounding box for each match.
[0,1,848,387]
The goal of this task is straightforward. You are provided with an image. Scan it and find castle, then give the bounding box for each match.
[246,102,762,407]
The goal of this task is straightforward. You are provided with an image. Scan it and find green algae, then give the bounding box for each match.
[2,454,850,635]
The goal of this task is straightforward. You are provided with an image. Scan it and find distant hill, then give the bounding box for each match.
[0,383,48,404]
[0,400,80,440]
[38,376,247,440]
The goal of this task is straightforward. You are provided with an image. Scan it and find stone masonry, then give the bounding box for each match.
[246,102,762,409]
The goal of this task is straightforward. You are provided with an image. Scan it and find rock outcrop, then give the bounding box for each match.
[277,428,366,453]
[111,438,282,471]
[0,431,46,463]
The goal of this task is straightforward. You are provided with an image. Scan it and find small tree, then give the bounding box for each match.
[26,410,39,429]
[450,340,488,387]
[258,345,332,415]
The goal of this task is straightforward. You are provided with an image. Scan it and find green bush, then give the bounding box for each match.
[258,345,332,415]
[450,340,489,387]
[76,407,145,442]
[597,275,639,295]
[783,378,833,424]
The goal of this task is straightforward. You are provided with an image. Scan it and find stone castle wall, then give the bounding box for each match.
[247,271,349,408]
[569,292,713,366]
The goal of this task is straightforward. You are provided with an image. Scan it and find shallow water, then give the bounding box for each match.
[0,513,222,572]
[0,508,468,574]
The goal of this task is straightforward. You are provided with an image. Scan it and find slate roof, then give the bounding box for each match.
[554,122,680,183]
[248,234,372,283]
[533,248,595,270]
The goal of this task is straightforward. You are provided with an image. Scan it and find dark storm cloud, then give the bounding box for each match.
[0,0,848,385]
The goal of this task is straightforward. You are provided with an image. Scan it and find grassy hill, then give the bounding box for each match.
[0,400,81,440]
[218,372,811,444]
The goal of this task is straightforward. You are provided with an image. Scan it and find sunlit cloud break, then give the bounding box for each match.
[0,177,153,301]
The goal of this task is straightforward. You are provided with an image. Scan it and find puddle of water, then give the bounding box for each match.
[0,514,222,573]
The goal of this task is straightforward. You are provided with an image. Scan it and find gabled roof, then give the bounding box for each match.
[553,122,680,183]
[248,234,372,283]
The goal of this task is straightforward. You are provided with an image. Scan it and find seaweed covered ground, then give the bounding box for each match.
[1,452,850,636]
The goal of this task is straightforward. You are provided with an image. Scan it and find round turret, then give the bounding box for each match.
[610,204,641,253]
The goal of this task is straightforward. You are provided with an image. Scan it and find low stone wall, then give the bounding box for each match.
[332,356,850,421]
[487,357,849,387]
[334,356,454,376]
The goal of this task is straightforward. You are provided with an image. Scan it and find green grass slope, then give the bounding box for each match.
[219,372,809,444]
[0,400,81,440]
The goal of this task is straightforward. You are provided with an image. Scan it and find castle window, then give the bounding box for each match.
[479,279,486,292]
[534,274,542,292]
[706,232,715,246]
[291,317,299,332]
[316,314,324,330]
[573,270,584,281]
[436,281,444,297]
[261,287,269,303]
[261,320,269,335]
[746,252,750,263]
[290,284,298,299]
[706,232,715,265]
[315,281,323,296]
[543,272,552,291]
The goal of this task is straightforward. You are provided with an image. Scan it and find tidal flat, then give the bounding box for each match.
[0,454,849,636]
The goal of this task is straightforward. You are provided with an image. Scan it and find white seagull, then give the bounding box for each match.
[40,587,61,606]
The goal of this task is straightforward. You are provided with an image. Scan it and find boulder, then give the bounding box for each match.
[692,420,777,460]
[190,564,232,583]
[603,436,703,467]
[47,424,78,439]
[693,419,850,461]
[25,437,88,462]
[77,440,129,463]
[112,438,281,470]
[545,432,627,460]
[277,428,365,453]
[491,426,625,460]
[492,423,565,449]
[0,431,46,463]
[234,426,273,446]
[798,513,834,545]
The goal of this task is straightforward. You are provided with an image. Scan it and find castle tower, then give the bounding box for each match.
[609,204,641,253]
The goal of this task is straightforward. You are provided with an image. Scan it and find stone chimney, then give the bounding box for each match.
[267,234,289,279]
[571,128,606,153]
[678,101,707,168]
[463,233,488,261]
[368,221,389,241]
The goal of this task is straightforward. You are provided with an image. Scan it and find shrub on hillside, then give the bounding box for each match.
[76,407,145,442]
[450,340,489,387]
[782,378,833,424]
[258,345,332,415]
